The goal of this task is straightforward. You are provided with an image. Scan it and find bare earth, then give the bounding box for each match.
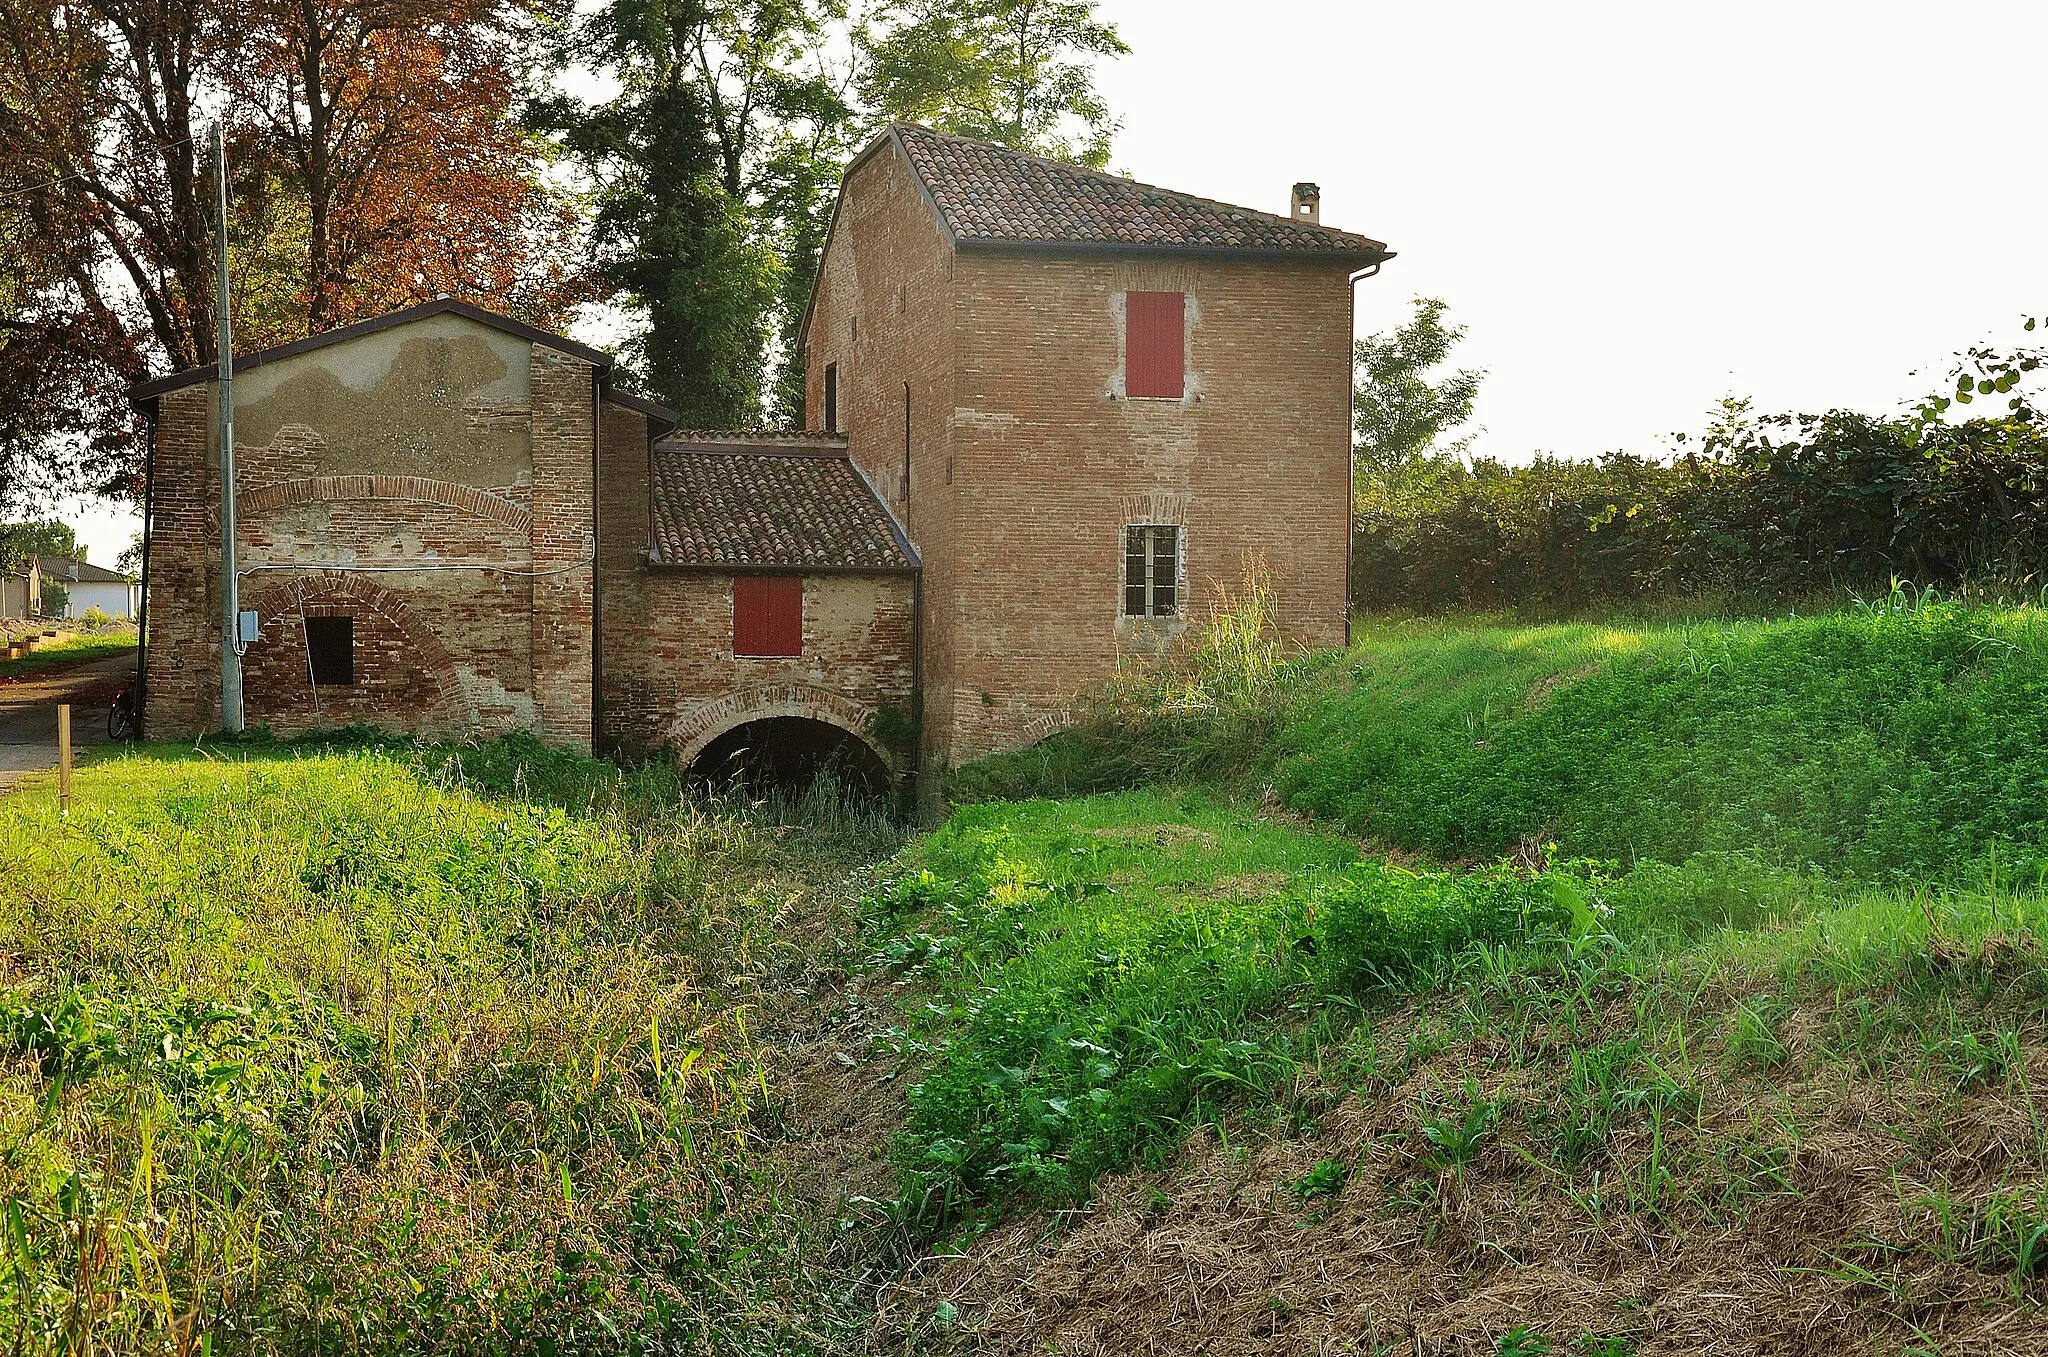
[0,652,135,794]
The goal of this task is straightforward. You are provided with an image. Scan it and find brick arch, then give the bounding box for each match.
[668,682,891,769]
[239,475,533,533]
[242,571,474,733]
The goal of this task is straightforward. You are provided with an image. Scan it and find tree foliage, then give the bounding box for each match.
[1353,381,2048,615]
[859,0,1125,168]
[1352,296,1484,495]
[550,0,857,427]
[0,0,585,505]
[0,520,83,573]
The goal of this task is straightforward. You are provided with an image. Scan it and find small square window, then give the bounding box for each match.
[1123,526,1181,618]
[305,615,355,685]
[734,576,803,656]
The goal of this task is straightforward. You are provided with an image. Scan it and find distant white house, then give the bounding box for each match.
[0,559,36,619]
[36,556,138,620]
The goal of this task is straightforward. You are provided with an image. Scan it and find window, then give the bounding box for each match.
[823,362,838,432]
[1123,526,1181,618]
[733,576,803,656]
[305,615,355,685]
[1125,291,1185,399]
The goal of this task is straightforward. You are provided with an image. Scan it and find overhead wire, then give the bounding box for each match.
[0,131,206,206]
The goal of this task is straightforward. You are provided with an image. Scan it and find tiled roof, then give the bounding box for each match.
[893,124,1390,259]
[648,449,918,572]
[37,555,132,584]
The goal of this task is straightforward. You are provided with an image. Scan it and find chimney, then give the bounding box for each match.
[1290,182,1320,225]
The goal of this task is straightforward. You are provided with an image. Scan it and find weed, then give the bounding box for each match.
[1288,1158,1347,1201]
[1419,1083,1505,1169]
[1495,1327,1551,1357]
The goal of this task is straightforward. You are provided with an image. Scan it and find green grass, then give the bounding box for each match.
[0,630,136,680]
[1280,601,2048,879]
[865,791,1359,1221]
[897,593,2048,1309]
[0,736,894,1354]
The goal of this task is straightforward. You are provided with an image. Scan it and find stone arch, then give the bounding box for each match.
[242,570,475,733]
[239,475,533,533]
[668,682,891,770]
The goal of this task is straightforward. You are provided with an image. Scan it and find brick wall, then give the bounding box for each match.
[939,251,1353,760]
[596,404,914,764]
[528,345,597,749]
[141,317,597,745]
[804,145,1356,769]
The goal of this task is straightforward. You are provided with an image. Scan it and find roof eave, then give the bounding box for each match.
[951,238,1396,267]
[642,559,921,577]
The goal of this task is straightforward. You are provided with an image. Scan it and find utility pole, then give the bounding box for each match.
[213,121,242,731]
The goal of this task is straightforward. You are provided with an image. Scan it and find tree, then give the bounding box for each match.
[0,0,586,504]
[230,0,586,337]
[859,0,1124,168]
[0,519,83,573]
[1353,297,1484,497]
[551,0,854,427]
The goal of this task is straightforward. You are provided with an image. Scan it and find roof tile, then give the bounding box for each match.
[649,450,917,571]
[893,125,1389,258]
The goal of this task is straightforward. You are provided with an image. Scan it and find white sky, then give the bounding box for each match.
[64,0,2048,562]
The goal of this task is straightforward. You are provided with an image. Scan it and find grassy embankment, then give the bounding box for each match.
[0,629,136,681]
[0,734,895,1354]
[852,596,2048,1353]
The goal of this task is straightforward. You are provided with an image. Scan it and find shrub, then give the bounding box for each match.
[1352,404,2048,614]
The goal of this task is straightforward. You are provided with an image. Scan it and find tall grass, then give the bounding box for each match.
[951,564,1311,800]
[0,738,894,1354]
[1281,598,2048,878]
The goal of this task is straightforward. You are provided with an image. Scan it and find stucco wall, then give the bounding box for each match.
[142,317,604,747]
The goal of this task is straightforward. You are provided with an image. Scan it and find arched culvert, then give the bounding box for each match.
[687,715,892,797]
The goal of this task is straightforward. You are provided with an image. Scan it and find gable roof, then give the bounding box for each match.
[37,556,132,585]
[796,125,1393,354]
[648,436,919,573]
[891,124,1392,262]
[126,298,679,435]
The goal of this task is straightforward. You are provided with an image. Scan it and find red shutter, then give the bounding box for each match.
[733,576,803,656]
[1125,291,1185,399]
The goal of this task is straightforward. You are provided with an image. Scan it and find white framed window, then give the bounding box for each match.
[1123,525,1182,618]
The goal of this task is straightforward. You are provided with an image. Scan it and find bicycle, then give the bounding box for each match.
[108,688,137,740]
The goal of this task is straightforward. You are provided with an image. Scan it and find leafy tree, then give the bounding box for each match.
[230,0,588,337]
[551,0,855,427]
[859,0,1125,168]
[0,0,585,503]
[1353,297,1484,497]
[0,520,82,573]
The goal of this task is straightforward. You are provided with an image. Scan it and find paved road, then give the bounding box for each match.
[0,652,138,795]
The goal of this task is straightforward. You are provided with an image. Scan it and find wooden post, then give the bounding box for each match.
[57,703,71,814]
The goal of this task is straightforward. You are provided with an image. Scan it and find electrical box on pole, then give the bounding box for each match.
[214,121,243,732]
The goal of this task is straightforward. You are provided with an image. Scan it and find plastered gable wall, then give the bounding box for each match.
[804,142,959,765]
[940,250,1354,761]
[143,316,600,746]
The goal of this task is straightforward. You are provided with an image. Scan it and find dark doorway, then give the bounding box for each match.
[688,716,891,797]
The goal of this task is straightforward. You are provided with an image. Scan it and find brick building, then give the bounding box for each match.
[129,126,1387,786]
[802,125,1390,769]
[129,302,915,781]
